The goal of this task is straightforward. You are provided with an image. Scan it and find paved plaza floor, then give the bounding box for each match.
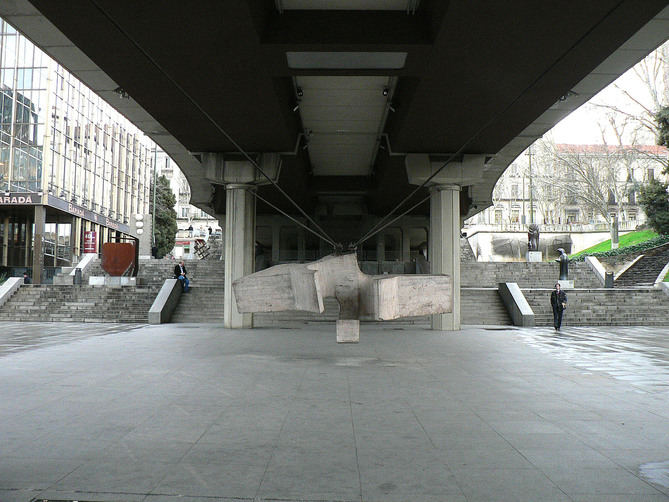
[1,321,669,502]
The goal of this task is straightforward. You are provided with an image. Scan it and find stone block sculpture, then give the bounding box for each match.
[232,253,452,342]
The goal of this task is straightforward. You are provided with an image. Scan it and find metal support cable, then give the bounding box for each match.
[250,190,338,249]
[352,194,431,251]
[353,1,625,249]
[90,0,336,248]
[91,0,623,254]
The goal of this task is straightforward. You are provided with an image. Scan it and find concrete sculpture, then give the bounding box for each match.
[527,224,540,251]
[232,253,452,342]
[556,247,569,280]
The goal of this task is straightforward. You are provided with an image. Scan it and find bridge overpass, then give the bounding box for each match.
[2,0,668,328]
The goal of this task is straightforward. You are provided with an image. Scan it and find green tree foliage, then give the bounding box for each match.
[656,105,669,166]
[149,175,177,258]
[639,178,669,235]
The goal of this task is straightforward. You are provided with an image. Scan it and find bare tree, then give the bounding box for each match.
[535,138,642,244]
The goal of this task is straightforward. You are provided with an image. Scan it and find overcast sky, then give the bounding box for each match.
[550,48,665,145]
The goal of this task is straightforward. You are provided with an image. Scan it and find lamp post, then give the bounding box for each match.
[526,145,534,224]
[152,147,158,248]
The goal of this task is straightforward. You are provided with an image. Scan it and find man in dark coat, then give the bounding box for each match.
[550,282,567,331]
[174,260,190,292]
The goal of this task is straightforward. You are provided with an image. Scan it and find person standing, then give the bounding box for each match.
[174,260,190,292]
[550,282,567,331]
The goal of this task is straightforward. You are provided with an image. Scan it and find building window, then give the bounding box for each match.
[181,207,188,218]
[511,210,519,223]
[494,209,502,224]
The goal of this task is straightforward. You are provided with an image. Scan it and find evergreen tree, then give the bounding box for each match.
[149,175,177,258]
[656,105,669,169]
[639,178,669,235]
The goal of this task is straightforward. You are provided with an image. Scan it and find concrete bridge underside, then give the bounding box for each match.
[2,0,668,328]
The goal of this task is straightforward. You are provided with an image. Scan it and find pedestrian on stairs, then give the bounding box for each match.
[174,260,190,292]
[550,282,567,331]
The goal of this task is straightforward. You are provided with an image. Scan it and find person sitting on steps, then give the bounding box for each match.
[174,260,190,292]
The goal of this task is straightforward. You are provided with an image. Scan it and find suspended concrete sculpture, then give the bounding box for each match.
[232,253,452,343]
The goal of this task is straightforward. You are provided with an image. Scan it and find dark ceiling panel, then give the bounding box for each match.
[25,0,669,217]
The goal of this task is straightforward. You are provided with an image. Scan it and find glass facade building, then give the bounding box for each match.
[0,18,155,282]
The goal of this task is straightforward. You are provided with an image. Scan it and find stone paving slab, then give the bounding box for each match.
[1,322,669,501]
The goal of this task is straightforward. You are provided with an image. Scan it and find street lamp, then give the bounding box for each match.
[152,147,158,248]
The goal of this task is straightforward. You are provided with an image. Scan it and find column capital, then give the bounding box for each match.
[201,153,281,185]
[225,183,256,191]
[429,184,461,192]
[405,153,487,186]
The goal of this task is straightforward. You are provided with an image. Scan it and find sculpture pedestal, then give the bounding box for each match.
[526,251,542,262]
[336,320,360,343]
[558,280,574,289]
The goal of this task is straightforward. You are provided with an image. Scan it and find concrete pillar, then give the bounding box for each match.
[297,228,306,262]
[376,233,385,264]
[401,226,411,264]
[2,216,9,266]
[271,223,280,265]
[73,217,82,258]
[429,185,460,331]
[224,184,255,328]
[32,205,46,284]
[69,216,77,262]
[24,215,31,266]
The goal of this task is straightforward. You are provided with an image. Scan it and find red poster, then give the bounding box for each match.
[84,230,97,253]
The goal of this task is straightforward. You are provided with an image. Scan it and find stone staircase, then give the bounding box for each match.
[461,288,511,325]
[615,243,669,287]
[0,284,159,322]
[169,260,225,323]
[522,287,669,326]
[461,261,600,289]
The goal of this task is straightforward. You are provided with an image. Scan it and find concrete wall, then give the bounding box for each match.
[468,231,629,262]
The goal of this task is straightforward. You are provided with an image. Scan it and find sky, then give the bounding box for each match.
[550,44,666,145]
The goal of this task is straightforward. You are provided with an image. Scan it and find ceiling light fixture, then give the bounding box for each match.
[296,87,303,97]
[383,87,389,97]
[114,87,130,99]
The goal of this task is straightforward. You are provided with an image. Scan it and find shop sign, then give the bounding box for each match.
[47,195,130,234]
[0,192,41,205]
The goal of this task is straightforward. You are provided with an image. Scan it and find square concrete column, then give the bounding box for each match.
[32,205,46,284]
[401,227,411,264]
[297,228,306,262]
[2,216,9,267]
[224,184,255,328]
[376,233,385,264]
[429,185,460,330]
[271,224,280,265]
